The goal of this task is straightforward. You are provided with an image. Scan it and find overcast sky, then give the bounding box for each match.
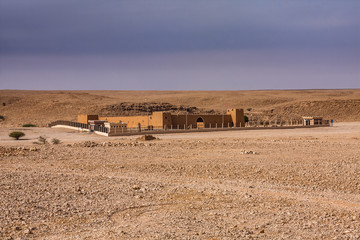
[0,0,359,90]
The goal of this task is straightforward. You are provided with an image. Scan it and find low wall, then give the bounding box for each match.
[52,125,90,132]
[106,124,331,137]
[51,123,330,137]
[51,125,109,136]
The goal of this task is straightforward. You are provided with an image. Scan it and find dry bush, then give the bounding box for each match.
[51,138,61,144]
[38,136,47,144]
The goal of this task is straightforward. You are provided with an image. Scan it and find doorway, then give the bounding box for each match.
[196,117,204,128]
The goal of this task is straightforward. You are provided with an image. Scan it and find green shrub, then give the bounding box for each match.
[244,115,249,123]
[23,124,36,127]
[51,138,61,144]
[9,131,25,140]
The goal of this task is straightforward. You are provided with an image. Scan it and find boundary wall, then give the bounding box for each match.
[50,122,330,137]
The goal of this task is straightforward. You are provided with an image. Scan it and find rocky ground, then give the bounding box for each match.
[0,123,360,239]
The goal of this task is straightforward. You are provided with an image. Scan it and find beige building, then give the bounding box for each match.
[78,108,245,129]
[302,116,324,126]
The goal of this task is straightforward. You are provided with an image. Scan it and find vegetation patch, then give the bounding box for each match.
[23,124,37,127]
[9,131,25,140]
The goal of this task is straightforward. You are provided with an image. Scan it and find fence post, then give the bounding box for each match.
[184,124,186,130]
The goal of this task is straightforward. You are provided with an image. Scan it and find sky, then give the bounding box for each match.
[0,0,359,90]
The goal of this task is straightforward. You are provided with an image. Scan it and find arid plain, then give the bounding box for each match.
[0,90,360,239]
[1,89,360,127]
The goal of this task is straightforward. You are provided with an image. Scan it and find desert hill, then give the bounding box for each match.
[0,89,359,127]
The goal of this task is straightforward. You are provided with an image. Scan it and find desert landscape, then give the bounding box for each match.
[1,89,360,127]
[1,0,359,238]
[0,90,359,239]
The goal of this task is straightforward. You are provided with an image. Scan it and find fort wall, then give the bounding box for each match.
[170,114,235,128]
[77,114,98,124]
[227,108,245,127]
[78,109,245,129]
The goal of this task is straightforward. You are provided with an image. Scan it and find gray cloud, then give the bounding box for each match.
[0,0,359,90]
[1,0,359,55]
[1,49,359,90]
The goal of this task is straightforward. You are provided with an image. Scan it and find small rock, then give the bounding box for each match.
[24,228,33,234]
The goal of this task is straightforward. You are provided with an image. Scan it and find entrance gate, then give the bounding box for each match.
[196,117,204,128]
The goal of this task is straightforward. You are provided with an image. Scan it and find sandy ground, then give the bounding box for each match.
[1,123,360,239]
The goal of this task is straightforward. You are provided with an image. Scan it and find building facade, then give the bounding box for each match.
[77,108,245,129]
[302,116,324,126]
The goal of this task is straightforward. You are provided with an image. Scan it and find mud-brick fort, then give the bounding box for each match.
[78,108,245,130]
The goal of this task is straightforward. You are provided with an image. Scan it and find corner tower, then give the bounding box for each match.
[227,108,245,127]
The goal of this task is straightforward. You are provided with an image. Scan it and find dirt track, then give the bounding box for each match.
[0,123,359,239]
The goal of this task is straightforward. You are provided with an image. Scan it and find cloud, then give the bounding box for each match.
[1,49,359,90]
[0,0,358,90]
[0,0,359,55]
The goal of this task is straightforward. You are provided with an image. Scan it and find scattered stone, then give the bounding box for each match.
[24,228,33,234]
[132,185,141,190]
[240,150,259,155]
[136,135,157,141]
[0,146,38,157]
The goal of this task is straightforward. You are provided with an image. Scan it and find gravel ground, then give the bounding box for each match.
[1,123,360,239]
